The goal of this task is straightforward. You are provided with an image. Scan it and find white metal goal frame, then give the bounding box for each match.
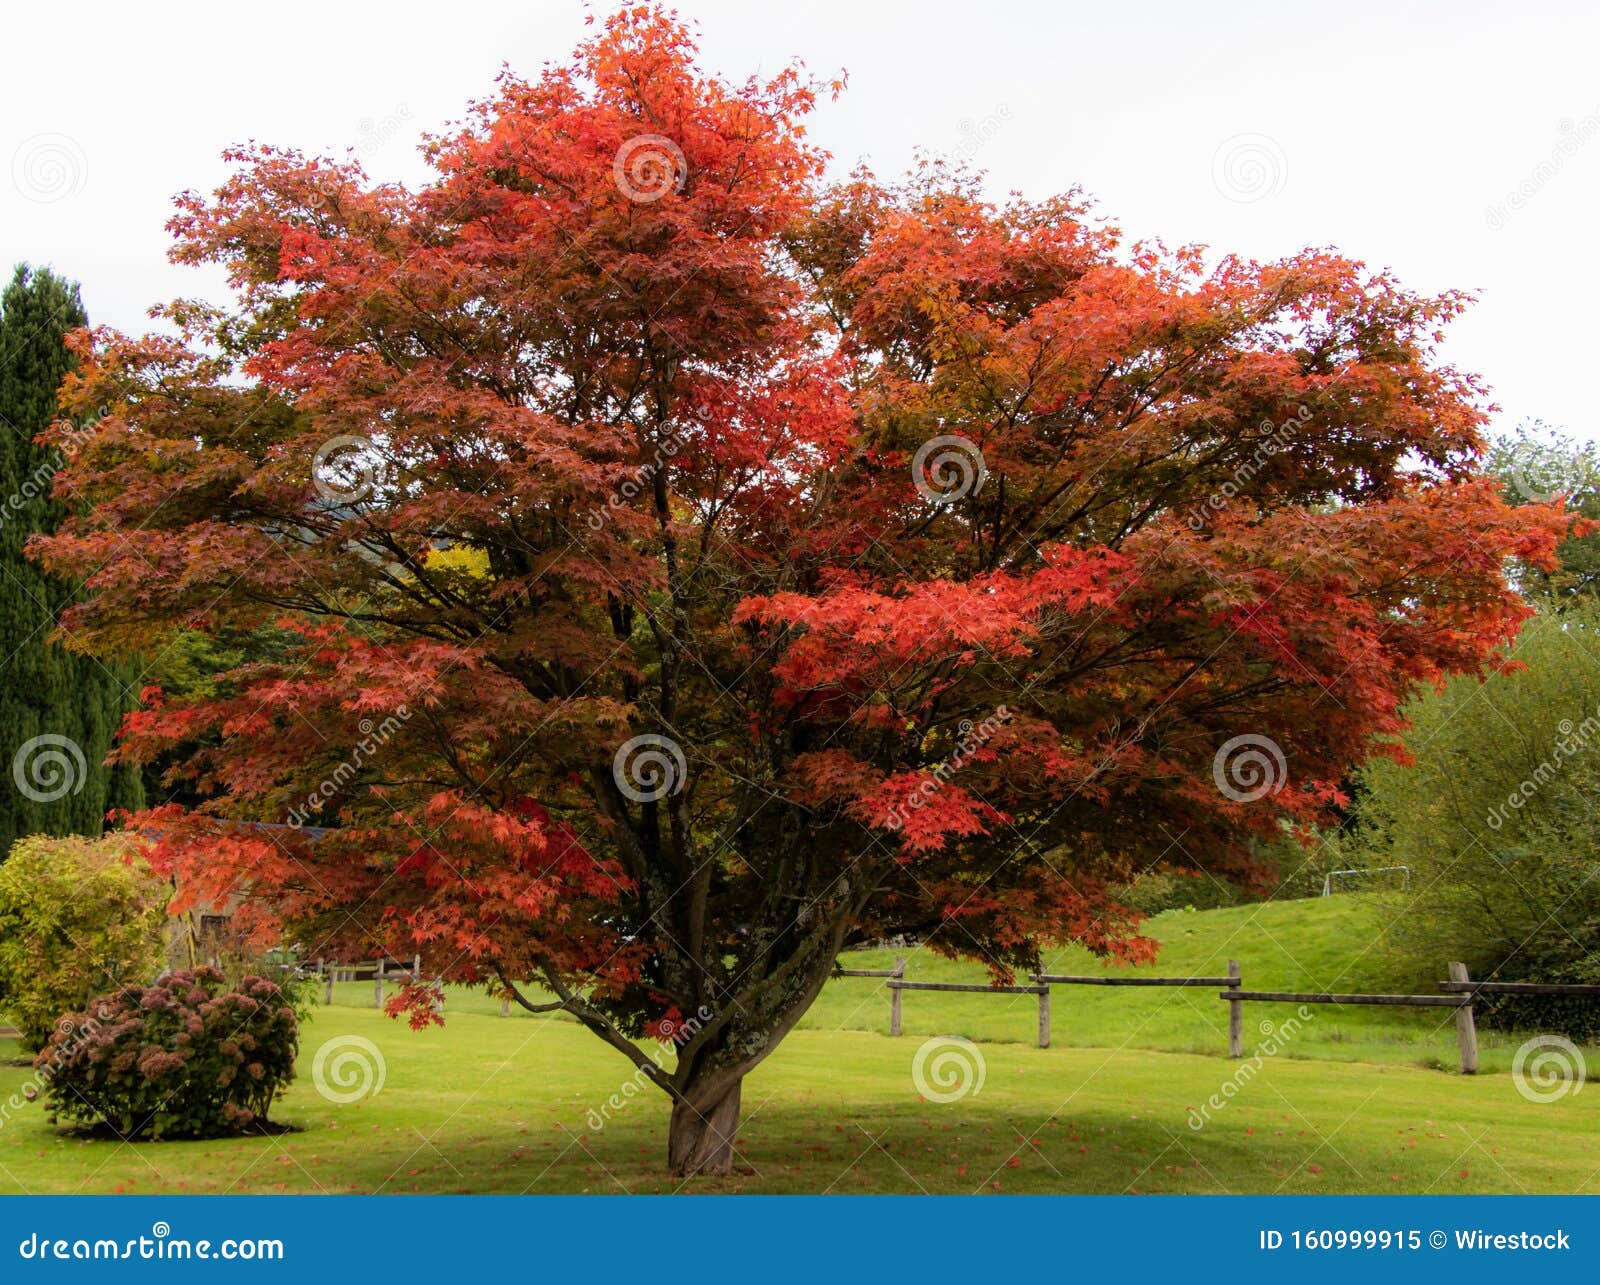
[1321,865,1411,896]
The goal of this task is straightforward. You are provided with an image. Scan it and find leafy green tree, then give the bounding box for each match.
[0,833,169,1050]
[0,265,143,850]
[1356,604,1600,1033]
[1489,422,1600,602]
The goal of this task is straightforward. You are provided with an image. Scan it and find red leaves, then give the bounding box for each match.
[643,1007,685,1044]
[384,978,446,1032]
[737,547,1130,721]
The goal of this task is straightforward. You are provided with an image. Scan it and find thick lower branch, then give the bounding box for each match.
[495,965,681,1100]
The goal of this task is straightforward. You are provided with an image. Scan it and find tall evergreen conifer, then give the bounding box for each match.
[0,265,142,852]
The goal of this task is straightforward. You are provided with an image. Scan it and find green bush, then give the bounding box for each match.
[1353,605,1600,1036]
[1113,828,1352,914]
[1115,869,1247,915]
[0,833,169,1050]
[34,966,297,1139]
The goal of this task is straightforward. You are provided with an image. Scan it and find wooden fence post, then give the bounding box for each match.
[1449,961,1479,1074]
[501,995,511,1018]
[1227,959,1243,1058]
[1037,985,1051,1049]
[374,957,384,1008]
[321,959,333,1006]
[886,957,906,1037]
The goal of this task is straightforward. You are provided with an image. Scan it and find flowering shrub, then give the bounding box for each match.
[36,967,297,1139]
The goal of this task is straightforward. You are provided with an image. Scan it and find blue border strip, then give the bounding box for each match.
[1,1195,1591,1281]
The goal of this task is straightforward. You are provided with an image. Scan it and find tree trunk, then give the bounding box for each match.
[667,1078,742,1176]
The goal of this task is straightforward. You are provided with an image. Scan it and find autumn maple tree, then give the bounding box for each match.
[35,7,1565,1174]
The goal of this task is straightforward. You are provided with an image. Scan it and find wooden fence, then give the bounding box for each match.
[316,957,422,1008]
[886,977,1052,1046]
[1218,963,1600,1072]
[879,964,1243,1050]
[1220,985,1472,1066]
[1036,961,1244,1058]
[870,963,1236,1051]
[321,953,1600,1063]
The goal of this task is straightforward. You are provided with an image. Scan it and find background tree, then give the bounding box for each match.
[1354,603,1600,1037]
[0,265,144,852]
[132,620,298,811]
[1488,420,1600,602]
[34,9,1567,1173]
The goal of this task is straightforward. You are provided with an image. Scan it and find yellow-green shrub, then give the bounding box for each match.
[0,833,169,1050]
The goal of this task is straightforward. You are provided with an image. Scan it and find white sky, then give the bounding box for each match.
[5,0,1597,440]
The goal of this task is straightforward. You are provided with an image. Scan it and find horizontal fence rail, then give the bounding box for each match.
[1031,974,1232,987]
[1221,991,1469,1007]
[837,957,907,980]
[1438,980,1600,996]
[885,978,1052,1047]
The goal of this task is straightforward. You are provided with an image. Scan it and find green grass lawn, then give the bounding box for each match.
[2,896,1593,1195]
